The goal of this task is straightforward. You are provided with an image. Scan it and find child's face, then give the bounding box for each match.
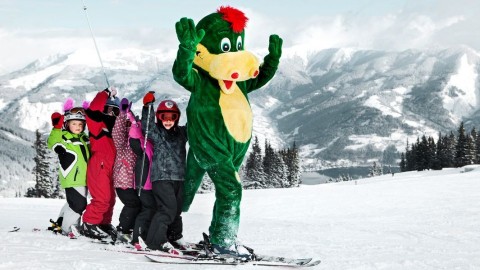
[67,120,84,134]
[162,120,174,130]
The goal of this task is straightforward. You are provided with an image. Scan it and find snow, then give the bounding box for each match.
[442,54,479,117]
[0,98,6,111]
[17,98,63,132]
[363,95,402,118]
[2,167,480,269]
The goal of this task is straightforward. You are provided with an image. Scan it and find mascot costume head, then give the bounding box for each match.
[172,6,282,248]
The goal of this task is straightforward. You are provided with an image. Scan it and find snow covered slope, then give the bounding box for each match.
[1,167,479,269]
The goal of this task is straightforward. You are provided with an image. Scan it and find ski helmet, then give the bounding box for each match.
[104,97,120,116]
[156,100,180,123]
[63,107,86,131]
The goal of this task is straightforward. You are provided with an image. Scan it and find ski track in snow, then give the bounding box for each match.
[1,167,480,269]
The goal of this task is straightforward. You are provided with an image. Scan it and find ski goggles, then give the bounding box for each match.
[68,107,85,115]
[157,112,179,122]
[104,105,120,116]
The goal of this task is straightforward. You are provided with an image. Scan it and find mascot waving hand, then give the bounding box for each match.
[172,6,282,257]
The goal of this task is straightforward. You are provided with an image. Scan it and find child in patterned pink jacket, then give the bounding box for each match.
[112,98,139,243]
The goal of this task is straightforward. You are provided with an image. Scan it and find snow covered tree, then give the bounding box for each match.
[270,150,289,187]
[475,128,480,163]
[467,128,477,164]
[455,122,469,167]
[31,130,55,198]
[262,139,275,184]
[445,131,457,168]
[280,141,301,187]
[243,136,266,189]
[368,162,382,177]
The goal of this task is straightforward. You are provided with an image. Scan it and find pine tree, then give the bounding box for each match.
[466,133,475,165]
[416,135,429,171]
[32,130,55,198]
[475,128,480,164]
[455,122,469,167]
[243,136,266,189]
[433,132,444,170]
[280,141,301,187]
[468,128,477,164]
[271,150,289,187]
[399,152,406,172]
[368,162,382,177]
[427,136,436,169]
[445,131,457,167]
[262,139,274,185]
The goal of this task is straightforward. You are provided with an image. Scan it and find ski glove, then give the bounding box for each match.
[51,112,64,129]
[175,17,205,51]
[143,91,155,106]
[103,86,117,98]
[120,98,131,113]
[267,35,283,62]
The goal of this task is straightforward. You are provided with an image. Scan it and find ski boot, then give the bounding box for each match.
[47,218,62,234]
[202,233,253,261]
[81,223,109,240]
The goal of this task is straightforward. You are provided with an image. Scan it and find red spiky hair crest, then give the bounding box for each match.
[217,6,248,33]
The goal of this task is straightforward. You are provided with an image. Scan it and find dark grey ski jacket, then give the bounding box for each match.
[141,105,187,182]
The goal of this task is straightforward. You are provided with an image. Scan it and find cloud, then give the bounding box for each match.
[1,1,479,74]
[286,9,468,52]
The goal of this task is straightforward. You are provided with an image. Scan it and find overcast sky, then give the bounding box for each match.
[1,0,479,74]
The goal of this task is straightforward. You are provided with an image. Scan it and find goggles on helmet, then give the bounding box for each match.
[104,105,120,117]
[69,107,85,115]
[157,112,179,122]
[64,108,86,121]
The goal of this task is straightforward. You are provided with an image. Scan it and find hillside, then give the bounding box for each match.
[2,45,480,194]
[1,167,479,269]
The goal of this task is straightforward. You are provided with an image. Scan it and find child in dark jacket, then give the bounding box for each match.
[127,111,155,246]
[140,92,188,254]
[48,98,90,237]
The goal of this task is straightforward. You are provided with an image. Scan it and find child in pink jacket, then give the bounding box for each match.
[127,108,155,245]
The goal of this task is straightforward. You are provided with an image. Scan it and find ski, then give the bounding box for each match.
[145,254,321,267]
[104,246,199,260]
[255,254,313,266]
[8,227,20,232]
[195,232,318,266]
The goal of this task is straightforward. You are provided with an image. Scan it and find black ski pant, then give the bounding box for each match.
[132,189,155,243]
[115,188,141,233]
[145,180,184,250]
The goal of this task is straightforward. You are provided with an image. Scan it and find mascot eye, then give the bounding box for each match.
[236,36,243,50]
[220,37,231,52]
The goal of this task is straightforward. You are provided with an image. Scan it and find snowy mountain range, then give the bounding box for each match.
[1,45,480,195]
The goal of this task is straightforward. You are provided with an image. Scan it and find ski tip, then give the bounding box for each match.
[8,227,20,232]
[305,260,321,267]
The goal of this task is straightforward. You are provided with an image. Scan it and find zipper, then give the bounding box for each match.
[74,167,79,181]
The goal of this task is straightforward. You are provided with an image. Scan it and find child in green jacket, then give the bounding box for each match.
[47,98,91,237]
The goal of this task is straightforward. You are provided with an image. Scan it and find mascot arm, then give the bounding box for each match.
[247,35,283,93]
[172,17,205,92]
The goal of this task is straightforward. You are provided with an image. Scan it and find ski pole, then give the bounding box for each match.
[138,98,154,196]
[80,0,110,88]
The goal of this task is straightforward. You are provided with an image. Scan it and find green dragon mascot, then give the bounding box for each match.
[172,6,282,248]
